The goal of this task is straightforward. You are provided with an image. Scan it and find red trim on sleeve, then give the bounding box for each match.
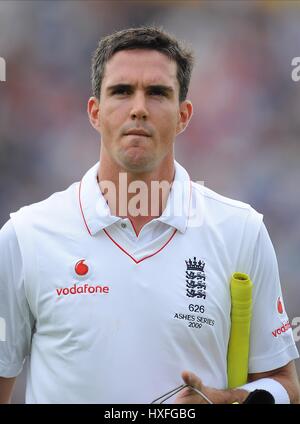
[78,180,92,236]
[103,228,177,264]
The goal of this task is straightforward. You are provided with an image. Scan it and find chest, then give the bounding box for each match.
[30,228,234,345]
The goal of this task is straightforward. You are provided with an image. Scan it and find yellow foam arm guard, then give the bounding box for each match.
[227,272,253,389]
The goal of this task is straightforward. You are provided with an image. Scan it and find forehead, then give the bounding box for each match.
[102,49,178,88]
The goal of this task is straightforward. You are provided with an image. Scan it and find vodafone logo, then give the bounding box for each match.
[59,259,109,297]
[70,259,93,279]
[277,297,284,315]
[272,321,291,338]
[75,259,89,276]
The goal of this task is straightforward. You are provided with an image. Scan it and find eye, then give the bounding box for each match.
[112,87,131,96]
[149,88,165,96]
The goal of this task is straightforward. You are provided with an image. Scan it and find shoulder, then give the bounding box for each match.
[190,182,264,255]
[7,182,82,247]
[10,181,79,228]
[192,181,262,223]
[16,181,78,214]
[192,181,252,212]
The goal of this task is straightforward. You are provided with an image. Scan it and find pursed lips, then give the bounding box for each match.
[124,129,151,137]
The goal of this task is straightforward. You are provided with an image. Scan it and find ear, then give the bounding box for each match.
[176,100,193,135]
[87,96,101,132]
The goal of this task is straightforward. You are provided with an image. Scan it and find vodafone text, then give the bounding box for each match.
[56,283,109,296]
[272,321,291,337]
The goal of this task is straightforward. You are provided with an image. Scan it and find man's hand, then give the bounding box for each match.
[174,371,249,404]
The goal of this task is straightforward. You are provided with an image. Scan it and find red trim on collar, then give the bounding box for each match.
[78,167,192,237]
[103,228,177,264]
[78,180,92,236]
[128,217,139,237]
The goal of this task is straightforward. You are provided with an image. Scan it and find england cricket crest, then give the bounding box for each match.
[185,257,206,299]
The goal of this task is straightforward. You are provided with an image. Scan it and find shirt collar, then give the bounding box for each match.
[79,161,191,236]
[156,161,191,233]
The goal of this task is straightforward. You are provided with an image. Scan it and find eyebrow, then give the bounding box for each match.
[106,83,174,95]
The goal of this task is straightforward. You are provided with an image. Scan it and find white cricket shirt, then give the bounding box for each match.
[0,161,298,403]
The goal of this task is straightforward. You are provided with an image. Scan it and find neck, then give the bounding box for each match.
[97,153,175,234]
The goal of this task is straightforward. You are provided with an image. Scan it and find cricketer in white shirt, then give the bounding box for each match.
[0,160,298,403]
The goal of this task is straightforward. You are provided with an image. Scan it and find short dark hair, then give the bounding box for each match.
[91,26,194,102]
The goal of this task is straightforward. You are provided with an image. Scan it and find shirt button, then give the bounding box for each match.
[121,223,127,229]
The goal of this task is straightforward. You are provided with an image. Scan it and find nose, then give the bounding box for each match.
[130,92,148,120]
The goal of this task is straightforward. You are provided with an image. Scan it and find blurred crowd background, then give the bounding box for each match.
[0,0,300,402]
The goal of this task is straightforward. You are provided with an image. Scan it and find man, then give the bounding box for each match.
[0,27,299,404]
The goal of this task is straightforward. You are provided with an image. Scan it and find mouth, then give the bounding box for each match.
[124,129,151,137]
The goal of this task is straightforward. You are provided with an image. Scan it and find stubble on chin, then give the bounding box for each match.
[117,152,157,174]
